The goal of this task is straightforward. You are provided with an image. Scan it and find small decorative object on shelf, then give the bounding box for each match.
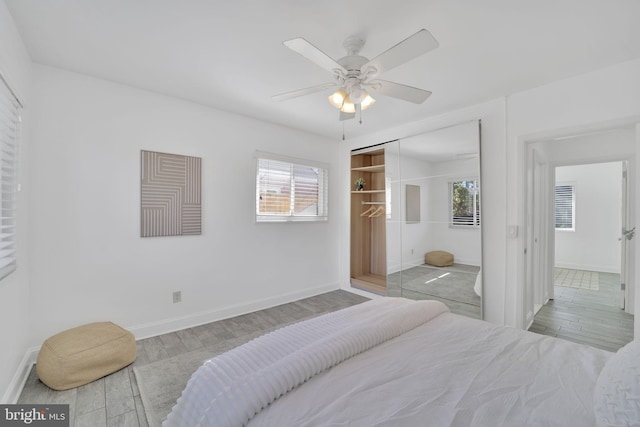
[355,177,366,191]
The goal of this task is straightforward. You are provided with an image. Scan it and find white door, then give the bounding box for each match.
[524,147,548,325]
[620,160,629,310]
[532,153,544,314]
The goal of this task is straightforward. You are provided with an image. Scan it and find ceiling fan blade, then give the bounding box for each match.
[283,38,347,75]
[272,82,338,102]
[367,80,432,104]
[363,29,438,76]
[339,111,356,121]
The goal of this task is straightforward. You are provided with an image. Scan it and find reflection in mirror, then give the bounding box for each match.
[387,121,482,319]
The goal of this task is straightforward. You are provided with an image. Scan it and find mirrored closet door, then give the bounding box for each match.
[350,121,483,319]
[392,121,482,319]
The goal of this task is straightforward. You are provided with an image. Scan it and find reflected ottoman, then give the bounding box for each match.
[425,250,454,267]
[36,321,136,390]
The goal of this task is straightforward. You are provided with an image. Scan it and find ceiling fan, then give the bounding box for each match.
[272,29,439,122]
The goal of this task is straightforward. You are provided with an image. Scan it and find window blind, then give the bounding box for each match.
[555,184,574,230]
[450,180,480,227]
[0,76,21,280]
[256,153,328,222]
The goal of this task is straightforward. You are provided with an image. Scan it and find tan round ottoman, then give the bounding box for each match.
[36,321,136,390]
[425,250,454,267]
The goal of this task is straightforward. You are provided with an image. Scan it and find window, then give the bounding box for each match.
[0,74,21,280]
[555,184,575,230]
[255,152,328,222]
[449,180,480,227]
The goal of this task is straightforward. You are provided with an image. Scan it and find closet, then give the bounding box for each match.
[350,148,387,294]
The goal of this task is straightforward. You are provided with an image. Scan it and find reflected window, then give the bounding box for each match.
[449,180,480,227]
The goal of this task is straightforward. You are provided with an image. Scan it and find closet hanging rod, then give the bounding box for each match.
[362,201,385,205]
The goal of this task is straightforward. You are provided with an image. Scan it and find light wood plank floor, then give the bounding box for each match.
[17,290,369,427]
[528,270,634,352]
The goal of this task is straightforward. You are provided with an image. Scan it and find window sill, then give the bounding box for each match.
[256,216,328,223]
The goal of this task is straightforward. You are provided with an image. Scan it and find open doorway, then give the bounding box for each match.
[524,126,636,352]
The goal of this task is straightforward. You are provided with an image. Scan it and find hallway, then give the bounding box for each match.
[528,269,633,352]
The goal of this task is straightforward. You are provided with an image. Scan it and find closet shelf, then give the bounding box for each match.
[351,165,385,173]
[351,190,385,194]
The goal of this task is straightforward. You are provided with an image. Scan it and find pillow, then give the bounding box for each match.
[594,340,640,426]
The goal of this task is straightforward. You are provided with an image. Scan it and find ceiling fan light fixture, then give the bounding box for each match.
[360,94,376,110]
[340,99,356,113]
[329,88,374,113]
[328,89,347,109]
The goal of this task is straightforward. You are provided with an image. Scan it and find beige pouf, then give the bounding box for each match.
[425,250,454,267]
[36,321,136,390]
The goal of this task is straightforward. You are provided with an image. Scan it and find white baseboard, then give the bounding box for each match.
[127,282,340,340]
[2,346,39,404]
[453,258,481,267]
[340,284,383,300]
[4,282,341,402]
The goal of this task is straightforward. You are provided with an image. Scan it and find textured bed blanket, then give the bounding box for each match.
[163,298,449,427]
[250,311,612,427]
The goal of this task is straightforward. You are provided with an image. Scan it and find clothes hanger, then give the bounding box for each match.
[360,206,376,216]
[369,206,385,218]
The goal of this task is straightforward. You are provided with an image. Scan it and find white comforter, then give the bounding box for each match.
[165,298,612,426]
[164,298,449,427]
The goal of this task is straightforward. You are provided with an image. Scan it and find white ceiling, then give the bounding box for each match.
[6,0,640,140]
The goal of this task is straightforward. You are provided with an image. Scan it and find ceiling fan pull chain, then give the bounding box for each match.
[342,122,346,141]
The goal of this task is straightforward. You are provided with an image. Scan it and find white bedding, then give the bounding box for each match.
[164,298,448,427]
[165,298,612,427]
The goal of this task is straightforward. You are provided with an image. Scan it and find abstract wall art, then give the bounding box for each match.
[140,150,201,237]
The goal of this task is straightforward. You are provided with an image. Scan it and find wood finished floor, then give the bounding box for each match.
[387,264,482,319]
[17,290,370,427]
[528,270,634,352]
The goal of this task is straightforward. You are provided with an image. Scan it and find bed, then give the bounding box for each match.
[163,297,638,426]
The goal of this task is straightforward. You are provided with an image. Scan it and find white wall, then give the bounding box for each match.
[0,0,32,403]
[27,64,341,348]
[507,58,640,331]
[555,162,622,273]
[395,154,434,270]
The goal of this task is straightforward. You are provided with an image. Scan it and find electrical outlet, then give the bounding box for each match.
[173,291,182,303]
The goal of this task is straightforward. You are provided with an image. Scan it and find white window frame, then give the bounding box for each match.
[0,72,22,281]
[449,179,480,228]
[255,151,328,223]
[555,182,575,231]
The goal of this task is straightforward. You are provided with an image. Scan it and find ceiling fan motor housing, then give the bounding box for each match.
[336,54,371,104]
[344,77,367,104]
